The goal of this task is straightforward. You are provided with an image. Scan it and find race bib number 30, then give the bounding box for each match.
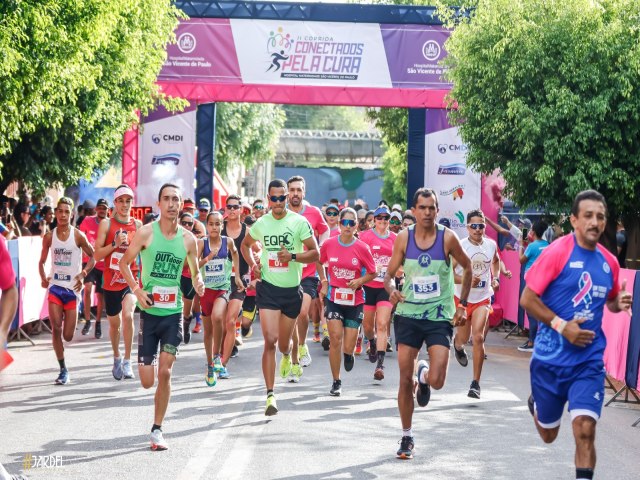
[110,252,124,271]
[334,288,355,306]
[267,252,289,273]
[152,286,178,309]
[413,275,440,299]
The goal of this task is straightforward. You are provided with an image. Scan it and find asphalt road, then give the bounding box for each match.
[1,317,639,480]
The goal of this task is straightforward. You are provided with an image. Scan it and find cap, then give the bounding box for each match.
[42,195,53,206]
[325,204,339,213]
[82,199,96,210]
[96,198,109,208]
[373,206,391,217]
[198,198,211,210]
[357,209,367,219]
[439,218,451,228]
[392,204,403,212]
[390,211,402,221]
[518,218,533,229]
[242,203,251,213]
[183,199,196,209]
[114,185,134,201]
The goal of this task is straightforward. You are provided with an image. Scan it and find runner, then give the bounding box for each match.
[287,175,330,374]
[38,197,96,385]
[319,208,376,396]
[1,233,18,371]
[93,185,141,380]
[79,197,108,338]
[520,190,631,480]
[119,183,204,451]
[241,179,319,415]
[383,187,472,459]
[317,203,341,346]
[325,203,340,238]
[389,211,403,234]
[359,205,397,381]
[199,210,243,384]
[451,209,500,399]
[252,199,266,219]
[178,212,198,344]
[182,198,206,238]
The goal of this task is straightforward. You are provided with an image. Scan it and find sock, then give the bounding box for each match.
[58,358,66,370]
[267,389,274,397]
[402,428,413,438]
[194,312,201,325]
[376,351,386,368]
[152,424,162,432]
[322,325,328,334]
[576,468,594,480]
[184,315,192,325]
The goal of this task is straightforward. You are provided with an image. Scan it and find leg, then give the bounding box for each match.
[454,315,472,349]
[154,351,177,426]
[425,344,450,390]
[260,309,280,390]
[49,303,65,361]
[62,306,78,343]
[278,312,298,355]
[222,298,243,364]
[572,416,597,469]
[83,283,93,322]
[328,319,344,380]
[342,325,360,354]
[397,344,420,429]
[293,292,312,361]
[202,314,213,363]
[96,292,104,322]
[209,298,228,363]
[362,308,375,341]
[375,306,393,353]
[108,313,122,358]
[121,294,136,361]
[139,364,156,389]
[471,306,490,382]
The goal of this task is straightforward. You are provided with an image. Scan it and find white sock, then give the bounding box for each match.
[402,428,412,438]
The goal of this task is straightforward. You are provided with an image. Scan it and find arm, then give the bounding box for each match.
[119,225,153,308]
[491,248,501,291]
[241,234,260,279]
[39,232,52,288]
[278,236,320,265]
[446,230,472,327]
[197,239,211,268]
[519,244,529,265]
[227,238,244,291]
[73,230,95,291]
[485,216,510,237]
[184,232,205,297]
[383,229,407,304]
[94,219,123,262]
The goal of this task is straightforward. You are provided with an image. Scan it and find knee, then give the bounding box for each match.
[63,332,74,342]
[539,429,558,444]
[141,377,154,389]
[157,367,172,384]
[472,332,485,346]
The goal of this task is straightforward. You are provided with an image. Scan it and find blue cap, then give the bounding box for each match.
[198,198,211,210]
[373,206,391,217]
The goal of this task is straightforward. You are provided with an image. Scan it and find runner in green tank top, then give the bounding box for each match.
[383,187,472,460]
[119,183,204,452]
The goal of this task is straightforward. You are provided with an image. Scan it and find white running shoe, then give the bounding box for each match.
[150,429,169,451]
[299,344,312,367]
[122,360,134,379]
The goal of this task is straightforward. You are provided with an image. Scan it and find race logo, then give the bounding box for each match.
[352,258,358,265]
[151,153,181,166]
[440,185,465,201]
[572,272,593,309]
[178,33,196,54]
[422,40,441,61]
[437,163,466,175]
[151,251,184,279]
[418,253,432,267]
[266,26,364,80]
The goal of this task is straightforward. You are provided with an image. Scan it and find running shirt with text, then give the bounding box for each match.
[320,236,376,306]
[525,234,619,366]
[299,205,330,279]
[103,217,139,291]
[249,210,314,288]
[201,237,232,291]
[395,224,455,321]
[79,216,105,270]
[49,227,83,290]
[139,222,187,316]
[359,229,397,289]
[454,237,497,303]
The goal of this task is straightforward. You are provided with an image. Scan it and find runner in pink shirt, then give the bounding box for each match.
[325,204,340,238]
[359,205,397,381]
[319,207,376,396]
[0,235,18,371]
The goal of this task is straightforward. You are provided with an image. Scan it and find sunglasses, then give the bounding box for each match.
[253,205,264,210]
[390,219,401,225]
[375,215,390,221]
[326,211,338,217]
[269,195,287,203]
[469,223,486,230]
[340,219,357,228]
[181,221,193,227]
[226,204,241,210]
[199,208,209,212]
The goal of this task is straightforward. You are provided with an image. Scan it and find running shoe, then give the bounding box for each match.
[218,366,230,379]
[265,394,278,416]
[321,335,330,351]
[94,321,102,339]
[55,368,70,385]
[192,322,202,334]
[468,380,481,399]
[183,318,192,344]
[213,355,224,373]
[123,359,135,379]
[299,344,312,367]
[354,336,363,355]
[112,357,123,381]
[374,366,385,381]
[344,353,355,372]
[150,429,169,451]
[453,338,469,367]
[81,320,91,335]
[231,345,239,358]
[241,325,253,337]
[280,353,292,379]
[205,364,217,387]
[415,360,431,407]
[386,340,393,353]
[368,337,378,363]
[313,331,321,343]
[288,363,303,383]
[330,379,342,396]
[396,436,414,460]
[235,322,243,346]
[517,342,534,352]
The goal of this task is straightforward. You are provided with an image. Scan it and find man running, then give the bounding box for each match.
[241,179,319,416]
[384,187,472,459]
[39,197,96,385]
[119,183,204,451]
[287,175,330,374]
[79,197,108,338]
[451,209,500,399]
[520,190,631,480]
[94,185,141,380]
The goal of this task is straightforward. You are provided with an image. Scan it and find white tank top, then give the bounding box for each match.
[455,237,497,303]
[49,227,83,289]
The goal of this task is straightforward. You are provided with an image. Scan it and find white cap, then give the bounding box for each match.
[114,185,134,201]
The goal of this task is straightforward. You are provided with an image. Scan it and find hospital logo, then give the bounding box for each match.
[422,40,441,61]
[178,33,196,54]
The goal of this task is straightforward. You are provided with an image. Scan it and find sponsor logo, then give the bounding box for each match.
[352,258,358,265]
[178,33,196,54]
[437,143,469,154]
[418,253,432,267]
[152,134,161,144]
[570,261,584,269]
[455,211,465,223]
[372,245,381,250]
[603,262,610,274]
[422,40,441,61]
[263,232,294,248]
[329,257,339,262]
[151,134,184,145]
[151,153,181,166]
[594,392,601,401]
[151,251,183,279]
[437,163,466,175]
[440,185,465,201]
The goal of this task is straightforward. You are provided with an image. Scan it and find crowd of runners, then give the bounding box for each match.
[0,176,632,480]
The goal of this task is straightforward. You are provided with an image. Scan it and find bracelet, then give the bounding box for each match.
[131,285,140,295]
[550,316,567,335]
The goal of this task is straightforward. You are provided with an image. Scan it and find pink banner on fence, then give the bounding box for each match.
[495,250,522,324]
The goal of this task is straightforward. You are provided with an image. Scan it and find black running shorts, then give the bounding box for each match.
[256,280,303,319]
[137,311,183,365]
[300,276,320,300]
[324,298,363,329]
[394,314,453,350]
[103,287,133,317]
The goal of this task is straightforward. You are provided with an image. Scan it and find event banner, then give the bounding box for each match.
[158,18,451,89]
[424,109,480,238]
[137,106,196,207]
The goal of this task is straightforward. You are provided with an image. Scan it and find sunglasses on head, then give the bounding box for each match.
[181,221,193,227]
[226,204,241,210]
[469,223,486,230]
[340,219,356,228]
[390,219,401,225]
[326,210,338,217]
[375,215,390,221]
[269,195,287,203]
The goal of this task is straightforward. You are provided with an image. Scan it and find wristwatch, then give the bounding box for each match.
[459,299,468,307]
[291,253,297,262]
[111,239,116,247]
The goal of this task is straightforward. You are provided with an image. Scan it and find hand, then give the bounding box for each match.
[41,276,50,289]
[500,215,510,226]
[277,244,291,263]
[491,278,500,291]
[207,249,218,261]
[136,289,154,309]
[389,289,406,305]
[115,230,128,248]
[504,243,515,251]
[471,275,481,287]
[503,269,512,279]
[346,279,361,290]
[195,277,205,297]
[452,305,467,326]
[319,282,328,299]
[72,273,85,292]
[235,277,245,292]
[562,318,596,347]
[252,263,262,280]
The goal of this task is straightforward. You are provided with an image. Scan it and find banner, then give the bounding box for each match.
[137,105,197,207]
[424,109,481,238]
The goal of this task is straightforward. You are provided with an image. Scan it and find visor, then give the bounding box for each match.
[114,185,135,201]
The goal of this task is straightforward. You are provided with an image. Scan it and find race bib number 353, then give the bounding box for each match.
[412,275,440,299]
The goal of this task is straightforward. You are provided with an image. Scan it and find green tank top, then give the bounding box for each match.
[395,224,455,322]
[139,221,186,316]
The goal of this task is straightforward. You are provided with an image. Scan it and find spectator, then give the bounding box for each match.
[392,203,403,213]
[77,199,95,227]
[252,199,265,219]
[329,197,340,207]
[13,203,32,236]
[616,219,627,267]
[402,213,416,229]
[29,205,54,236]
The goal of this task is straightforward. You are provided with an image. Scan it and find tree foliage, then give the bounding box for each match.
[0,0,185,193]
[283,105,370,131]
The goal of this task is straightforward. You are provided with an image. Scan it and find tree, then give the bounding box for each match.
[283,105,370,131]
[0,0,185,194]
[444,0,640,260]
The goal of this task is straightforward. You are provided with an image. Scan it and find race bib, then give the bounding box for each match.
[267,251,289,273]
[475,279,487,289]
[334,287,355,306]
[151,286,178,309]
[375,267,387,283]
[204,258,226,285]
[53,272,71,282]
[412,275,440,299]
[110,252,124,271]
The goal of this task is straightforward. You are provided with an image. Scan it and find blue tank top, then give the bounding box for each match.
[201,237,232,290]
